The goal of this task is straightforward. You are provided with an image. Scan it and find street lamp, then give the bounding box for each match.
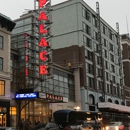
[74,106,80,111]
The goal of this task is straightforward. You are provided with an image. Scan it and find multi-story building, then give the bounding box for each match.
[10,0,75,126]
[51,0,125,111]
[121,34,130,106]
[0,13,15,127]
[10,0,130,126]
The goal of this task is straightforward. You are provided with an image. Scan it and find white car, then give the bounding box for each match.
[106,122,124,130]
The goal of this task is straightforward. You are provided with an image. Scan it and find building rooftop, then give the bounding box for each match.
[0,13,16,32]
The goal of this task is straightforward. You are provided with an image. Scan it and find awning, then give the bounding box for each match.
[97,102,130,113]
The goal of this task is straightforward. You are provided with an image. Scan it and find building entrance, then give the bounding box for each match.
[0,114,6,127]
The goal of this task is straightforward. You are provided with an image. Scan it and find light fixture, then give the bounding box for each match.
[0,114,3,115]
[87,118,91,121]
[74,106,80,111]
[86,112,90,114]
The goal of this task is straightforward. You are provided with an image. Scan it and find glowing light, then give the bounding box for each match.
[38,38,49,47]
[39,24,48,34]
[25,55,29,62]
[24,42,28,48]
[39,65,48,75]
[38,12,48,21]
[25,68,28,76]
[39,51,48,61]
[24,33,29,37]
[38,0,47,8]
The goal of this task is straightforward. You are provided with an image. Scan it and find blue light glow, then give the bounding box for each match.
[15,92,38,99]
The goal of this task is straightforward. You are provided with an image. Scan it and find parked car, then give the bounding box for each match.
[105,122,124,130]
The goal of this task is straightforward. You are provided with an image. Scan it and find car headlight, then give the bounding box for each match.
[115,126,118,130]
[106,126,109,130]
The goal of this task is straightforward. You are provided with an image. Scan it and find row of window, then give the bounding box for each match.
[87,77,123,96]
[84,35,120,58]
[82,7,118,42]
[85,51,121,75]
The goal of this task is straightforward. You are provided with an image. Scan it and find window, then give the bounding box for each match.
[106,72,109,81]
[114,86,116,95]
[85,50,93,61]
[106,84,110,93]
[93,30,98,40]
[109,43,114,52]
[88,64,93,74]
[101,23,107,35]
[112,75,116,84]
[0,36,3,49]
[97,68,102,77]
[110,54,114,62]
[83,22,91,36]
[96,56,101,65]
[87,77,94,88]
[104,49,109,59]
[0,58,3,70]
[105,61,109,70]
[92,15,97,27]
[98,81,103,90]
[94,42,98,52]
[0,80,5,95]
[82,7,91,22]
[108,29,112,40]
[83,35,92,48]
[111,64,115,73]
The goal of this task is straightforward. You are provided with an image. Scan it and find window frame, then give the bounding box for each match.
[0,57,3,71]
[0,80,5,96]
[0,36,3,49]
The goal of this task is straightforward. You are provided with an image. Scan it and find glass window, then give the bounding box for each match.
[24,25,31,31]
[15,20,23,27]
[93,30,98,40]
[0,57,3,70]
[24,18,31,25]
[0,36,3,49]
[0,80,5,95]
[83,35,92,48]
[82,7,91,22]
[92,15,97,27]
[10,107,17,128]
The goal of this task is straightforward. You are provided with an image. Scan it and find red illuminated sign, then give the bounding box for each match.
[46,94,63,101]
[24,42,28,48]
[39,65,48,75]
[39,51,48,61]
[25,68,28,76]
[38,0,50,75]
[38,38,49,47]
[38,0,47,8]
[38,12,48,21]
[39,24,48,34]
[25,55,29,62]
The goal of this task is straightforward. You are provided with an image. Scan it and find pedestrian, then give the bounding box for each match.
[24,119,30,130]
[18,119,23,130]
